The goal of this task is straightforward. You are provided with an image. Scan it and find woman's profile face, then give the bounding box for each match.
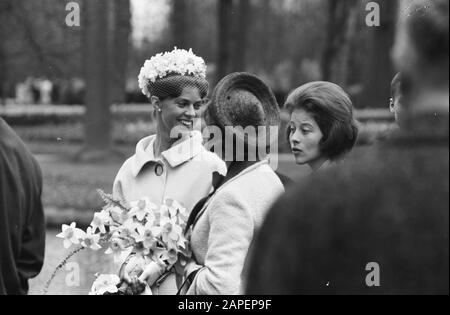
[155,86,207,139]
[288,108,324,166]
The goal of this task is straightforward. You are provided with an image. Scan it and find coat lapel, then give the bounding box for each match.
[187,160,265,231]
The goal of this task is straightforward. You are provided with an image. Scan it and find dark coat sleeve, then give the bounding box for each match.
[16,157,46,290]
[0,119,45,294]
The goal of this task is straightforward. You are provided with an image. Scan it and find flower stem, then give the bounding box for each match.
[42,246,85,295]
[97,189,129,211]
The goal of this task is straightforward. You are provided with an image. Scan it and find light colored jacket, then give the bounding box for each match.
[113,131,226,213]
[184,160,285,295]
[112,131,226,294]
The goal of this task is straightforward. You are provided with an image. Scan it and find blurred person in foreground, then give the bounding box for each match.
[0,118,46,295]
[246,0,449,294]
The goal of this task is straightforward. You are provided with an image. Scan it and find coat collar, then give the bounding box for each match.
[216,159,269,193]
[131,131,203,177]
[190,159,270,227]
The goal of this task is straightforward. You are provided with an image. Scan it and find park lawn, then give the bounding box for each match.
[26,141,133,225]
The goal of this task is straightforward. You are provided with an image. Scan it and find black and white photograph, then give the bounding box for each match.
[0,0,448,300]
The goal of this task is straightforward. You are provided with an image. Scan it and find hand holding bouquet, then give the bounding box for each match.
[47,190,191,295]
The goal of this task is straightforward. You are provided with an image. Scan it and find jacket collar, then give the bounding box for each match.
[131,131,203,177]
[205,160,258,193]
[207,160,269,203]
[190,159,270,227]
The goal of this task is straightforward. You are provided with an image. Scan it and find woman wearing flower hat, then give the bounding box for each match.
[178,72,285,295]
[113,48,226,294]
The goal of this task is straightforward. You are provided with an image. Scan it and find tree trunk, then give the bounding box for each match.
[171,0,190,49]
[362,0,398,108]
[260,0,271,69]
[335,2,359,87]
[0,43,5,105]
[0,12,5,105]
[321,0,339,81]
[79,0,114,162]
[217,0,234,83]
[321,0,358,83]
[110,0,131,105]
[231,0,250,72]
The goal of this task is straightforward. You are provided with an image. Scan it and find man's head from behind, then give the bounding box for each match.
[393,0,449,113]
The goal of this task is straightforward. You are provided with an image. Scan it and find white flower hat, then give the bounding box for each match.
[138,47,207,98]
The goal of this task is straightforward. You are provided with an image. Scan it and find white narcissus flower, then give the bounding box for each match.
[170,199,187,221]
[56,222,85,249]
[129,197,156,221]
[118,219,140,242]
[161,247,179,266]
[105,238,126,262]
[109,206,129,226]
[160,216,183,245]
[90,210,110,234]
[89,274,121,295]
[135,222,162,250]
[81,227,102,251]
[160,204,170,219]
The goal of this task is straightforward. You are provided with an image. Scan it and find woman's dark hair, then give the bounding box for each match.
[284,81,359,161]
[147,74,209,100]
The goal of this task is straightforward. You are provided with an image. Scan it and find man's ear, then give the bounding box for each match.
[389,98,395,113]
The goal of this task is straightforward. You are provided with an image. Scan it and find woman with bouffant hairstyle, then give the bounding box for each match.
[285,81,359,171]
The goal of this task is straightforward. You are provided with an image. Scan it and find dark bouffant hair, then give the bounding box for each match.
[147,74,209,100]
[285,81,359,161]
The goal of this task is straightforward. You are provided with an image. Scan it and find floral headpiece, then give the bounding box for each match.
[138,47,207,97]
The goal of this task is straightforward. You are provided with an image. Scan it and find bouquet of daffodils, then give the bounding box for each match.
[46,190,191,295]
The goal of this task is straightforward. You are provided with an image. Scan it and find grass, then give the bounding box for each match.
[29,141,133,211]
